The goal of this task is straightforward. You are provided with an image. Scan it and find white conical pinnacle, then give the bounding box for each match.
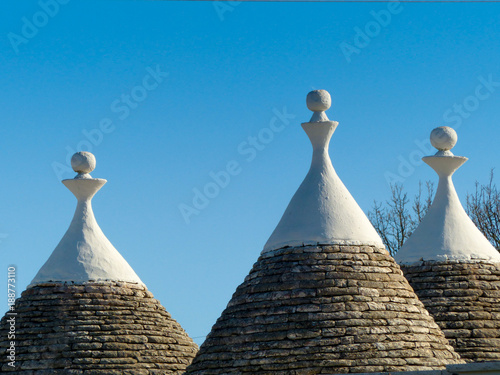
[396,127,500,264]
[30,152,143,286]
[263,90,383,254]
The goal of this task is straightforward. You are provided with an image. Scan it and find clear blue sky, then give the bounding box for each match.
[1,0,499,345]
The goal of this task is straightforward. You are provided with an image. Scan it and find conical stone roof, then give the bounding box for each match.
[0,152,197,374]
[185,91,463,374]
[401,260,500,363]
[396,127,500,363]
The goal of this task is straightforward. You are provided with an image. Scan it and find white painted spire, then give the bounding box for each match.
[262,90,384,254]
[30,152,143,286]
[396,127,500,265]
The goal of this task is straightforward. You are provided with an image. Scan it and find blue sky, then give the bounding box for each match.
[1,0,499,345]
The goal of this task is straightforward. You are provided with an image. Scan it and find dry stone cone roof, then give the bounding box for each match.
[0,152,197,374]
[396,127,500,363]
[186,91,463,374]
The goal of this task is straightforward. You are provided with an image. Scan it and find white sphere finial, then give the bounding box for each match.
[306,90,331,122]
[430,126,457,152]
[71,152,96,177]
[307,90,331,112]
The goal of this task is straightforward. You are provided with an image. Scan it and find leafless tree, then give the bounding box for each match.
[368,182,434,256]
[466,170,500,251]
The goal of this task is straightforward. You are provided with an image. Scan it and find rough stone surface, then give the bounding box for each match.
[402,260,500,363]
[186,245,463,374]
[0,282,198,374]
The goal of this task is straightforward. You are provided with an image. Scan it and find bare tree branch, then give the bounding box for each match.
[466,170,500,251]
[368,183,429,257]
[413,181,435,223]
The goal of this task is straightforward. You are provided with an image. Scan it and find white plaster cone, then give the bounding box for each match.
[396,127,500,265]
[30,152,143,286]
[263,90,384,254]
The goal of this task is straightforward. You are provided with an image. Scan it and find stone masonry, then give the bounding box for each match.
[402,260,500,363]
[0,281,198,374]
[186,245,463,374]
